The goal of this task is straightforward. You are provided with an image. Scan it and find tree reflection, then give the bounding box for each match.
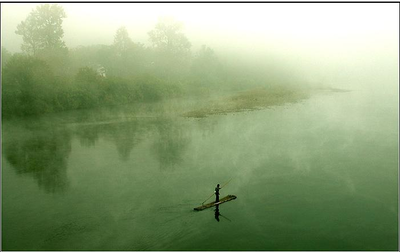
[3,107,193,196]
[73,120,146,161]
[75,125,100,147]
[4,129,72,193]
[72,117,190,167]
[103,121,144,161]
[152,119,189,170]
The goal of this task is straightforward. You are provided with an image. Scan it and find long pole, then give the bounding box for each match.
[220,178,233,189]
[201,178,233,205]
[201,192,215,205]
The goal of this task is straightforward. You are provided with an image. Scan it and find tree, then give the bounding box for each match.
[192,45,220,73]
[1,47,12,67]
[2,54,58,116]
[148,17,191,57]
[15,4,67,55]
[191,45,225,87]
[148,17,191,77]
[113,26,134,57]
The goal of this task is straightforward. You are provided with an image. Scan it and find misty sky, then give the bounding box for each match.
[1,3,399,88]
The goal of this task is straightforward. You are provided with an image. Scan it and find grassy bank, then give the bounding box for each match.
[183,87,311,118]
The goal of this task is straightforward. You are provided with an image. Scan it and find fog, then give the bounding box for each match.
[2,4,399,251]
[2,3,398,90]
[1,3,399,119]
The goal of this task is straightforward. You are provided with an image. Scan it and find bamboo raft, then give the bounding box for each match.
[194,195,237,211]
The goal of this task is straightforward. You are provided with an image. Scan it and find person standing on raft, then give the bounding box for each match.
[215,184,221,202]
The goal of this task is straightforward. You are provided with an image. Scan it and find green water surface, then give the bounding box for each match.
[2,89,398,250]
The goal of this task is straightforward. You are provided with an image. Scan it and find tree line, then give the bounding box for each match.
[2,4,254,118]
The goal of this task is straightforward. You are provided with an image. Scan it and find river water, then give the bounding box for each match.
[2,88,398,250]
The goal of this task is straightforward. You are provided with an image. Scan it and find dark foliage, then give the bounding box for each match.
[2,5,276,118]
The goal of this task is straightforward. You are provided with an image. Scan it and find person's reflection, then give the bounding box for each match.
[214,205,220,222]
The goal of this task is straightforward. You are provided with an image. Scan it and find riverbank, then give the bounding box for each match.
[183,86,312,118]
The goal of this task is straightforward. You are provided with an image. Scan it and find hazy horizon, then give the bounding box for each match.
[2,3,399,90]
